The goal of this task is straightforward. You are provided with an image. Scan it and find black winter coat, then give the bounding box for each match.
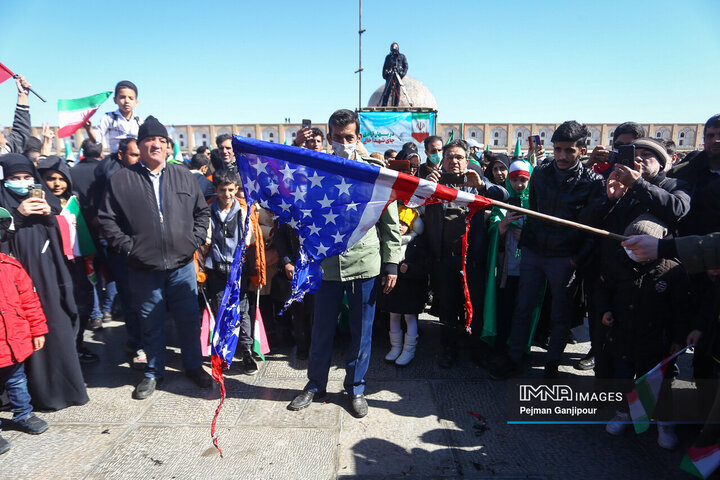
[586,173,690,238]
[521,159,604,263]
[6,104,31,154]
[378,234,429,314]
[98,162,209,271]
[596,249,690,364]
[669,151,720,236]
[382,52,408,80]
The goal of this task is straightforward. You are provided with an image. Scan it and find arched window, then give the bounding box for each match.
[471,131,476,137]
[269,133,274,138]
[494,132,499,138]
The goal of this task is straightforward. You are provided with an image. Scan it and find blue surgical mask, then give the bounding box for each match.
[428,153,442,165]
[4,178,33,196]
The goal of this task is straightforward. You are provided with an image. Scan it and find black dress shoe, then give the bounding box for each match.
[288,389,326,411]
[544,362,559,379]
[133,377,162,400]
[186,368,213,388]
[489,356,523,381]
[575,356,595,371]
[349,394,368,418]
[437,350,457,369]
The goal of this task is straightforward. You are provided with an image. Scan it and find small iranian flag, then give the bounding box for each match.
[56,196,96,260]
[627,345,692,433]
[681,445,720,479]
[173,138,183,163]
[57,91,112,138]
[64,142,76,164]
[411,112,431,143]
[253,290,270,360]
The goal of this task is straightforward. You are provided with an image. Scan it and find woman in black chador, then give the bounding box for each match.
[0,153,88,410]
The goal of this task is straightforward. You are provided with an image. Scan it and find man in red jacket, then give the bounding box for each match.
[0,252,50,454]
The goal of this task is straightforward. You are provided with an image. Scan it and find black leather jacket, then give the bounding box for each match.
[521,159,604,263]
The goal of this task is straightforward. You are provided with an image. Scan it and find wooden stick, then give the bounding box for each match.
[490,199,628,242]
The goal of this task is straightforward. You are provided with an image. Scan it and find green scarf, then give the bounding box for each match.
[481,161,546,349]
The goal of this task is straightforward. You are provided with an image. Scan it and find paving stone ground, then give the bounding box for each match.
[0,312,703,479]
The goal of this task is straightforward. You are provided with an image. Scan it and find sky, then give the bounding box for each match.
[1,0,718,129]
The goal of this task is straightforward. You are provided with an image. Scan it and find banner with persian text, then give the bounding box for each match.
[359,111,436,161]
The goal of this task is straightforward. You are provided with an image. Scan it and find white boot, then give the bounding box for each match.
[395,334,418,367]
[605,411,630,436]
[657,422,678,450]
[384,331,404,362]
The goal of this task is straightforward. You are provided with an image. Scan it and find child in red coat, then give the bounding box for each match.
[0,252,50,454]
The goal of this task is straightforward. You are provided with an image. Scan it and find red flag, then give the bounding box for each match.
[0,62,14,85]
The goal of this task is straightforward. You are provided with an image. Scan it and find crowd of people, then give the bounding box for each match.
[1,74,719,461]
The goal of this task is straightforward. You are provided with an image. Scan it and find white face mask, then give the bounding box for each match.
[332,141,356,159]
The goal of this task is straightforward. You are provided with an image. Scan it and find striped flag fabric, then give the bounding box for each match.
[208,136,493,454]
[211,135,492,369]
[56,196,96,260]
[57,91,112,138]
[681,445,720,479]
[627,345,692,433]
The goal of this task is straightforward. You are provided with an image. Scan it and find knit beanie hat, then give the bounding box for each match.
[623,213,668,262]
[137,116,168,143]
[623,213,668,239]
[508,160,531,180]
[632,138,671,172]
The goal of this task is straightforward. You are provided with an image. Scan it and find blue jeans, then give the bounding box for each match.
[108,252,142,352]
[306,277,378,396]
[128,262,202,379]
[508,248,574,365]
[0,363,33,421]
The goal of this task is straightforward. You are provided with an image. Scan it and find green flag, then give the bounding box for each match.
[513,138,522,159]
[446,130,454,144]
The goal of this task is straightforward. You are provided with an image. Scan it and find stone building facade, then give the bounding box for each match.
[43,120,704,156]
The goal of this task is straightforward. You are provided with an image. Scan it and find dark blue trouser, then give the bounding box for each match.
[0,363,32,421]
[107,252,142,352]
[508,248,574,365]
[305,277,378,396]
[128,262,202,379]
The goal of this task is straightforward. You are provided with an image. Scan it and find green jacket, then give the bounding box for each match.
[320,154,402,281]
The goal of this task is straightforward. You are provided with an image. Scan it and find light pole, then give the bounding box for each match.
[355,0,365,110]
